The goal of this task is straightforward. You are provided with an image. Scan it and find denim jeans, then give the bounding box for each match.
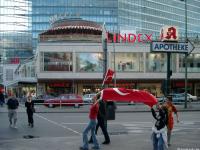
[152,132,164,150]
[82,119,99,149]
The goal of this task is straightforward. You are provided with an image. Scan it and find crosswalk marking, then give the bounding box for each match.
[121,121,200,134]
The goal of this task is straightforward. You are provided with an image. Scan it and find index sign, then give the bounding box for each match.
[150,41,192,53]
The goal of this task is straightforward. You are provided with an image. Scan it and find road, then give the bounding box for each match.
[0,106,200,150]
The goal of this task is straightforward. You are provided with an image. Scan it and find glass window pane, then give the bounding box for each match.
[111,52,144,72]
[41,52,73,71]
[76,53,103,72]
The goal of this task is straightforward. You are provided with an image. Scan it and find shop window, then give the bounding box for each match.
[42,52,73,71]
[76,53,103,72]
[111,52,143,72]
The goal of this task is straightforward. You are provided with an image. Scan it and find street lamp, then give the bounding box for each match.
[102,23,108,89]
[180,0,188,108]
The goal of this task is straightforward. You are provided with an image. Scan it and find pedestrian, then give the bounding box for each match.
[163,96,179,146]
[80,94,100,150]
[151,103,168,150]
[89,100,110,144]
[7,94,19,128]
[0,91,5,107]
[25,96,35,128]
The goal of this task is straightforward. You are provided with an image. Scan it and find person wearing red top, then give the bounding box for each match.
[80,94,100,150]
[163,96,179,146]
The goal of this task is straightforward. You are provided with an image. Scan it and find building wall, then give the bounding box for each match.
[36,42,200,96]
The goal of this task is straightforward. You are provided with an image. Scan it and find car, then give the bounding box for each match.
[32,94,55,104]
[170,93,198,103]
[44,94,83,108]
[82,93,96,103]
[156,96,167,103]
[187,93,198,101]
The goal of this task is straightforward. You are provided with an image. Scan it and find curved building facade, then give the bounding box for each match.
[36,18,200,97]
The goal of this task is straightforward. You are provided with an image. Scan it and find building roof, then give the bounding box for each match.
[40,18,102,35]
[39,18,105,42]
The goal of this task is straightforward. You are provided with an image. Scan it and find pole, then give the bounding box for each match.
[184,0,188,108]
[113,32,116,87]
[166,52,171,95]
[102,39,108,89]
[102,23,107,89]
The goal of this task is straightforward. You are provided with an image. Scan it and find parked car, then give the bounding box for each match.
[187,93,198,101]
[32,94,55,104]
[44,94,83,108]
[169,93,197,103]
[82,93,96,103]
[156,96,167,103]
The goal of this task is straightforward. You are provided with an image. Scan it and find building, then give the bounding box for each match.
[1,0,200,97]
[36,18,200,97]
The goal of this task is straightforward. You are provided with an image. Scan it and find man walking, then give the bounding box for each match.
[7,94,19,128]
[89,100,110,144]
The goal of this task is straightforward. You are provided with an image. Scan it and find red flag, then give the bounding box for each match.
[102,69,114,85]
[100,88,157,107]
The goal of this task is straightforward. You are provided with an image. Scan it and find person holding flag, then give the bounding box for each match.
[151,103,168,150]
[80,94,100,150]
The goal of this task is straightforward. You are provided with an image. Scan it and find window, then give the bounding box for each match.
[111,52,144,72]
[76,53,103,72]
[41,52,73,71]
[6,69,13,81]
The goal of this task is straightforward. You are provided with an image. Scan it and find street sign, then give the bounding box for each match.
[150,41,195,53]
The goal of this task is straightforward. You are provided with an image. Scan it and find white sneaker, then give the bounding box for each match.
[13,125,17,129]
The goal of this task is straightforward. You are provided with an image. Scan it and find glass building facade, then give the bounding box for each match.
[118,0,200,39]
[1,0,200,63]
[0,0,32,64]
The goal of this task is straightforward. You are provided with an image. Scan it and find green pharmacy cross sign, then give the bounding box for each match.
[150,41,195,53]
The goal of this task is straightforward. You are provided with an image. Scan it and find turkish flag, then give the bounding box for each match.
[100,88,157,107]
[102,69,114,85]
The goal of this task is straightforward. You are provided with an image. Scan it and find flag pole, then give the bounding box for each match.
[112,28,116,87]
[102,22,107,90]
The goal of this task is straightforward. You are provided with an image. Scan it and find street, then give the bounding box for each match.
[0,105,200,150]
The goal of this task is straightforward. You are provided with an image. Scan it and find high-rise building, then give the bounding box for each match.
[0,0,32,64]
[1,0,200,63]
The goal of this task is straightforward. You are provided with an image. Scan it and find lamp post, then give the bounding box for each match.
[180,0,188,108]
[102,23,108,89]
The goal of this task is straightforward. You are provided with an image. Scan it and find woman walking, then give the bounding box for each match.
[25,96,35,128]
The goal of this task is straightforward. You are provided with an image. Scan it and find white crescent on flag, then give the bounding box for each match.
[100,88,158,107]
[113,88,129,96]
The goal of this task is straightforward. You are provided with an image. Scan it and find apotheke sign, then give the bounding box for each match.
[151,26,194,53]
[151,41,189,53]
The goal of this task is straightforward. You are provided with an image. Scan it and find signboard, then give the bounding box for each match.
[160,26,179,42]
[150,41,194,53]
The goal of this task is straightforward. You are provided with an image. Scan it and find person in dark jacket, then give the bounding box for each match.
[151,103,168,150]
[89,100,110,145]
[25,96,35,128]
[7,94,19,128]
[0,91,5,106]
